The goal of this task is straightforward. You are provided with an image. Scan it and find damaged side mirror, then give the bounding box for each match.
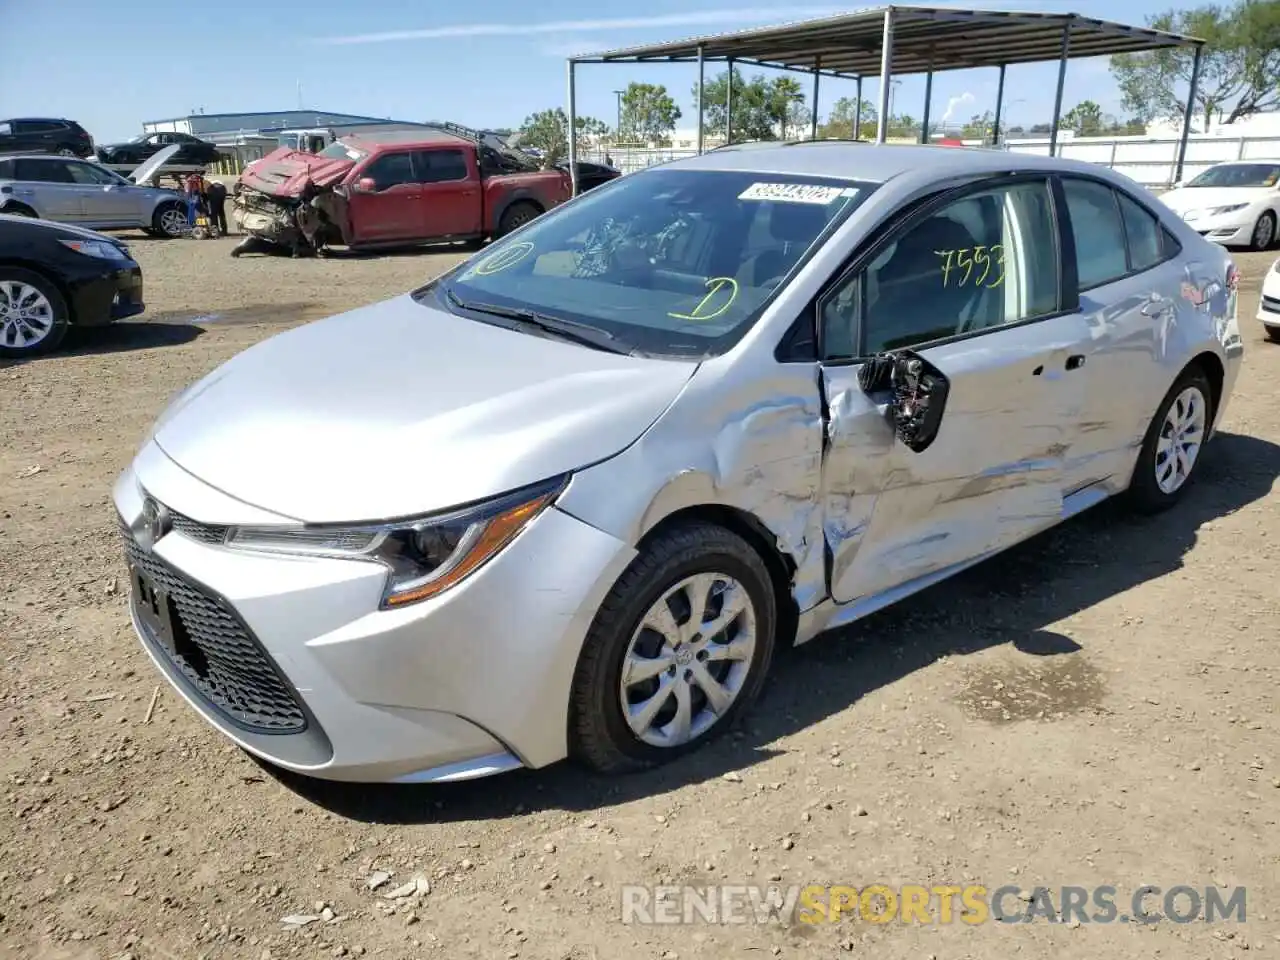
[353,177,378,194]
[857,349,951,453]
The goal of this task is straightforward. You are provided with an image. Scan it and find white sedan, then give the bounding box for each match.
[1261,255,1280,342]
[1159,161,1280,250]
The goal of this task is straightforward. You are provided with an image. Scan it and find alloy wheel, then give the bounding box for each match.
[1154,385,1206,494]
[160,207,189,237]
[620,572,757,748]
[1254,215,1275,250]
[0,280,55,350]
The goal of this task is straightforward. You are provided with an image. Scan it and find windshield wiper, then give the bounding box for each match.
[446,288,625,354]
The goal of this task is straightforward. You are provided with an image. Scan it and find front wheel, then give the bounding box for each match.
[1264,325,1280,343]
[0,268,70,358]
[1250,211,1276,251]
[569,523,777,774]
[1126,367,1213,513]
[152,201,189,238]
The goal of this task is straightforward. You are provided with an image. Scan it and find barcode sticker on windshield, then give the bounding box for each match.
[738,183,857,204]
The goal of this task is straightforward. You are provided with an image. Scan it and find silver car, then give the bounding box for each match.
[0,154,189,237]
[113,144,1244,783]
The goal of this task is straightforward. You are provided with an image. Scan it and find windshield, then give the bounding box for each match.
[318,140,363,161]
[127,135,147,143]
[434,168,872,358]
[1186,163,1280,188]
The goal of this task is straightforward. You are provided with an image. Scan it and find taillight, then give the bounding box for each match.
[1227,262,1240,291]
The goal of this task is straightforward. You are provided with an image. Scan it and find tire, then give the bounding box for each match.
[1250,211,1276,251]
[56,147,77,157]
[569,522,777,774]
[1264,326,1280,343]
[0,267,70,358]
[152,201,189,238]
[497,201,541,237]
[1126,366,1213,514]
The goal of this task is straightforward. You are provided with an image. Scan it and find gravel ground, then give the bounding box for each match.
[2,232,1279,960]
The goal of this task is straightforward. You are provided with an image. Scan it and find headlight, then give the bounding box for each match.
[58,238,128,260]
[223,474,568,608]
[1209,204,1248,215]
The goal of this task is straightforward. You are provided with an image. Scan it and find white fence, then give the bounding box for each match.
[584,133,1280,186]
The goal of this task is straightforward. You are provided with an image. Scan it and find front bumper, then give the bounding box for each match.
[112,441,635,782]
[68,262,144,326]
[1182,215,1253,245]
[1259,276,1280,328]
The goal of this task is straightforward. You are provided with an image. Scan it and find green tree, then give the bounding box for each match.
[698,70,814,141]
[517,109,610,165]
[1110,1,1280,128]
[619,82,681,145]
[1062,99,1105,136]
[766,76,810,138]
[961,111,995,139]
[818,96,878,139]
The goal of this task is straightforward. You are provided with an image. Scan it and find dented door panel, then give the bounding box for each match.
[820,314,1091,606]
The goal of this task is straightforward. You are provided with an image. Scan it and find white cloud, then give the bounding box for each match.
[940,92,975,122]
[310,7,846,46]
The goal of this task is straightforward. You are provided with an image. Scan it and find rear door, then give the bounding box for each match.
[345,150,421,243]
[12,120,60,153]
[12,158,87,220]
[817,176,1091,606]
[409,147,480,238]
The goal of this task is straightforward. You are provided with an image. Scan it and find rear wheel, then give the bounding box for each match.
[497,201,541,237]
[152,202,189,238]
[1,203,37,218]
[569,523,777,774]
[1250,211,1276,251]
[0,268,70,358]
[1126,367,1213,513]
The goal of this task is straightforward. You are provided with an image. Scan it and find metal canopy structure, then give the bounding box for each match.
[564,5,1206,194]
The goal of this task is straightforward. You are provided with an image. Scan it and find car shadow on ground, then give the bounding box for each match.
[264,430,1280,823]
[0,321,203,369]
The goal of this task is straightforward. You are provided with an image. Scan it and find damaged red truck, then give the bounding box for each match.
[231,129,574,256]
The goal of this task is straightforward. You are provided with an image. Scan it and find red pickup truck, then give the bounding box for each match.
[232,129,572,256]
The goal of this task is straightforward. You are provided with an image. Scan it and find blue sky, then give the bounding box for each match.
[1,0,1176,141]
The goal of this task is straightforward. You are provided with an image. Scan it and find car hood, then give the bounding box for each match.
[152,293,696,523]
[238,148,353,197]
[0,214,124,243]
[1160,186,1271,214]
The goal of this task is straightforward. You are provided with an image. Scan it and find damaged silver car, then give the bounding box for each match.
[115,144,1242,784]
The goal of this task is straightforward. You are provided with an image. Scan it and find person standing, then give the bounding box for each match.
[204,179,228,237]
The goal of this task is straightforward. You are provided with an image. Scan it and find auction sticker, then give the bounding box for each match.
[738,183,858,204]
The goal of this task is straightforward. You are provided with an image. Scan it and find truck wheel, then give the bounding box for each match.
[497,202,541,237]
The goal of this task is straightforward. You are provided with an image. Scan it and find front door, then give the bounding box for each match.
[410,147,480,238]
[67,160,137,223]
[816,177,1090,605]
[345,150,422,243]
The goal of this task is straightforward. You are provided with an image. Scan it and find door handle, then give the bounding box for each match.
[1140,297,1167,317]
[1065,354,1086,371]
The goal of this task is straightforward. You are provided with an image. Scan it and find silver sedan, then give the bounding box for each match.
[113,143,1244,783]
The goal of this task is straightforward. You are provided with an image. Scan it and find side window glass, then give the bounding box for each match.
[362,153,416,190]
[1117,192,1163,271]
[0,122,12,136]
[415,149,468,183]
[1062,178,1128,289]
[820,180,1059,359]
[14,159,70,183]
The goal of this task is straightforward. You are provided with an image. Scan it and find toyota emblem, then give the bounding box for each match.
[137,497,171,551]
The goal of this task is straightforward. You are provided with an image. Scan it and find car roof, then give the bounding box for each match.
[343,129,469,149]
[0,153,91,162]
[661,141,1136,185]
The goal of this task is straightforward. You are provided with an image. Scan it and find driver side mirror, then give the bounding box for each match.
[353,177,377,194]
[857,349,951,453]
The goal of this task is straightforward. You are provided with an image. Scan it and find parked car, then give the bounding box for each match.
[115,144,1242,783]
[0,117,95,158]
[0,155,190,237]
[1259,255,1280,342]
[1158,160,1280,250]
[231,129,571,255]
[96,131,221,169]
[565,159,622,192]
[0,214,144,358]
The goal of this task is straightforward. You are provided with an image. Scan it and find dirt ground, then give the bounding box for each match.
[2,229,1279,960]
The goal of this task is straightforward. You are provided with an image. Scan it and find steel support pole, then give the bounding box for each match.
[566,59,579,197]
[920,69,933,143]
[811,59,821,140]
[876,8,895,143]
[855,76,863,138]
[726,57,734,144]
[1048,24,1071,157]
[1175,44,1204,183]
[992,63,1007,146]
[696,44,705,154]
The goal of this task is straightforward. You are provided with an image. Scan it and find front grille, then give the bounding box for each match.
[1262,294,1280,315]
[169,510,230,545]
[120,521,307,733]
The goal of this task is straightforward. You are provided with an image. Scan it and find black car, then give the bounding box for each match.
[0,118,95,158]
[96,131,221,168]
[566,160,622,192]
[0,214,144,358]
